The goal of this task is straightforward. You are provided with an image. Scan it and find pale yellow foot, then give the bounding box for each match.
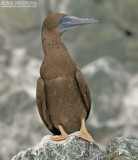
[79,129,94,142]
[52,135,67,141]
[70,118,94,142]
[52,125,68,141]
[80,118,94,142]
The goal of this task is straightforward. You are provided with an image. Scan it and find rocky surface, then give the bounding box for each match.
[107,137,138,160]
[12,136,138,160]
[0,0,138,159]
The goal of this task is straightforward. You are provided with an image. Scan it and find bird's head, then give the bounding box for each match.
[42,13,98,39]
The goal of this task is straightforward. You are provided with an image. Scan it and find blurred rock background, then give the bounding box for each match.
[0,0,138,159]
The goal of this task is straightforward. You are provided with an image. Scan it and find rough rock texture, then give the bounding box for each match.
[107,137,138,160]
[12,136,138,160]
[12,135,108,160]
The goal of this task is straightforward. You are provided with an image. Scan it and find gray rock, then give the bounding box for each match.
[107,137,138,160]
[12,136,138,160]
[12,135,108,160]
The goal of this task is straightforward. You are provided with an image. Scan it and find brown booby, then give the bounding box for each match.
[36,13,98,142]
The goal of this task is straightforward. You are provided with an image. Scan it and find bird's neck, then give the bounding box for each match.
[42,33,66,55]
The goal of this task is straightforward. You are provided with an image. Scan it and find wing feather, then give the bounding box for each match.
[75,70,91,119]
[36,77,60,135]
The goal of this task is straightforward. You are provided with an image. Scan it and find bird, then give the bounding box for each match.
[36,13,98,142]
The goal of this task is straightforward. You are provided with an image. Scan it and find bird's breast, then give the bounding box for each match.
[44,75,87,133]
[49,76,70,84]
[45,75,81,108]
[46,75,76,94]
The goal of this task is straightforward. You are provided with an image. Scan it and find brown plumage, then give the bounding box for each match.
[36,13,98,142]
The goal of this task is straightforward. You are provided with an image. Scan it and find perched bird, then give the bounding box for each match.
[36,13,98,142]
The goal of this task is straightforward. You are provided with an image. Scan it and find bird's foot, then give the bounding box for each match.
[80,118,94,142]
[79,129,94,142]
[52,125,68,141]
[52,135,68,141]
[70,130,94,142]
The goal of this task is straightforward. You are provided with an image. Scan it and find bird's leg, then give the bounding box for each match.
[52,125,68,141]
[79,118,94,142]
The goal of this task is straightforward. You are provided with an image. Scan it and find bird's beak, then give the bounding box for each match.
[57,16,98,32]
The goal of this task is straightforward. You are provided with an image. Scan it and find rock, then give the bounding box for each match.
[107,137,138,160]
[12,135,108,160]
[12,136,138,160]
